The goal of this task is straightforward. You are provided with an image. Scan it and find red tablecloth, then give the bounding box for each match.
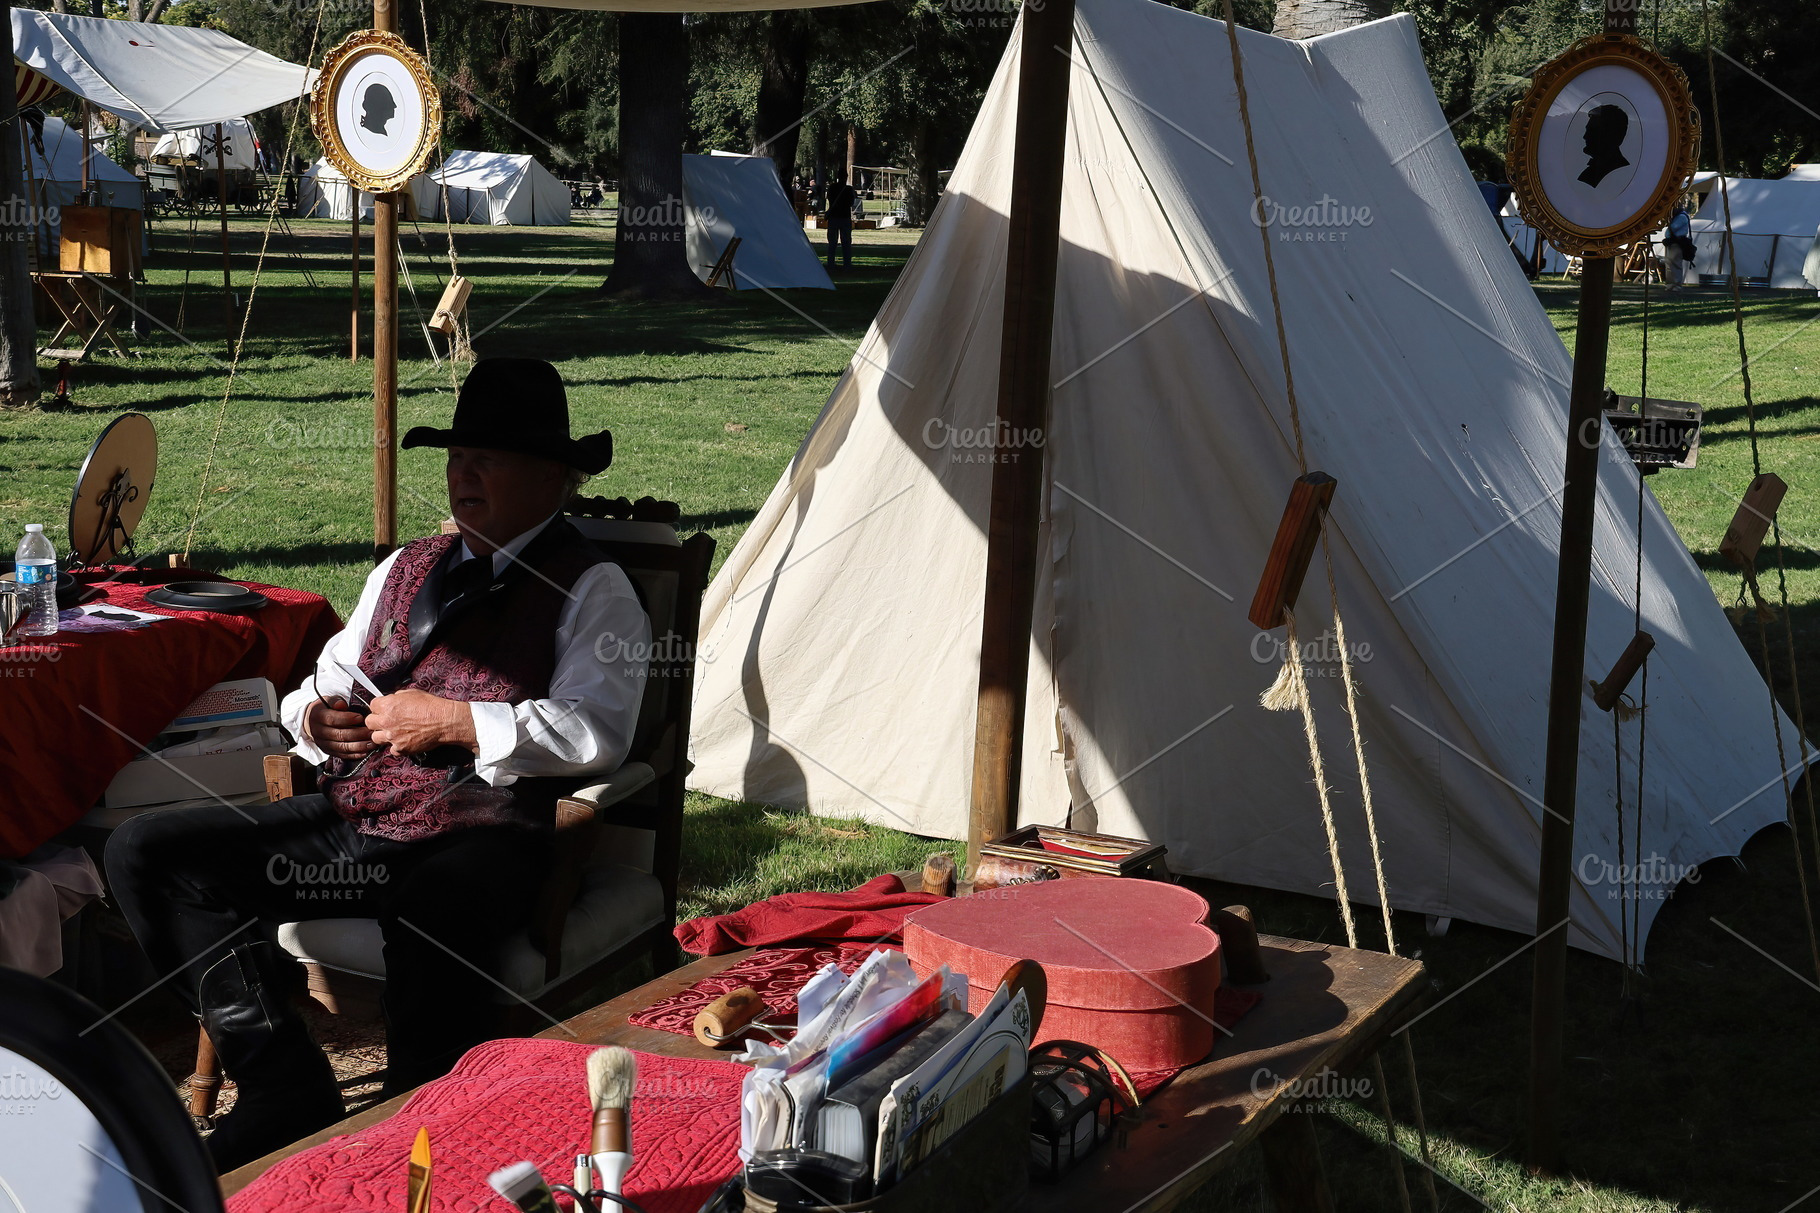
[227,1038,747,1213]
[0,568,340,858]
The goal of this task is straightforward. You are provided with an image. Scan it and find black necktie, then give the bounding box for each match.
[438,555,493,615]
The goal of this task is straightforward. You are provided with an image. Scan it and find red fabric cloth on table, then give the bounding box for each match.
[627,942,883,1034]
[0,569,340,858]
[675,874,946,955]
[226,1038,747,1213]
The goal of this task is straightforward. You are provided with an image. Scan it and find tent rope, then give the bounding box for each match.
[181,0,331,559]
[1699,0,1820,985]
[418,0,468,384]
[1217,5,1435,1208]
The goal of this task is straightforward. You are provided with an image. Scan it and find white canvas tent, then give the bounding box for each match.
[687,0,1803,962]
[1689,177,1820,287]
[12,10,313,134]
[22,114,142,252]
[299,158,438,222]
[149,118,260,172]
[428,150,570,226]
[682,152,832,290]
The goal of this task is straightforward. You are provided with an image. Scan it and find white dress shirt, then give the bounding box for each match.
[279,514,651,787]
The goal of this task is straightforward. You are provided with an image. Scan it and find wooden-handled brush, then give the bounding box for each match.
[587,1046,638,1202]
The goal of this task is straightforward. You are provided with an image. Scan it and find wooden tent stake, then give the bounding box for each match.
[1248,472,1336,630]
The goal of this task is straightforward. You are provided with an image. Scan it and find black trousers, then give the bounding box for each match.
[105,795,551,1091]
[826,222,853,265]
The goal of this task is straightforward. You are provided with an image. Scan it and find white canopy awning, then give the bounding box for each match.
[12,10,314,134]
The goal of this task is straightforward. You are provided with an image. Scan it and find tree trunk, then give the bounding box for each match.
[1271,0,1388,38]
[601,12,711,300]
[0,1,41,409]
[905,118,939,226]
[750,12,810,191]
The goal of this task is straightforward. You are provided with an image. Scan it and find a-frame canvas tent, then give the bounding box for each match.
[686,0,1803,961]
[682,152,833,290]
[430,150,571,226]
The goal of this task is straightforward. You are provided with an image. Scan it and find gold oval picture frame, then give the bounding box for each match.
[1507,34,1698,258]
[311,30,440,195]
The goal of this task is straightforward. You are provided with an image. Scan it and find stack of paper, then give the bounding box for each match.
[737,949,1034,1192]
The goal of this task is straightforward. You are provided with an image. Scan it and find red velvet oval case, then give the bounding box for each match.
[902,877,1221,1070]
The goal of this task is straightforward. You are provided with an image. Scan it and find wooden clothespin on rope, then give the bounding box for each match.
[1250,472,1336,711]
[1719,473,1787,623]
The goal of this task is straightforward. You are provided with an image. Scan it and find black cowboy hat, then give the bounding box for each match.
[401,358,613,475]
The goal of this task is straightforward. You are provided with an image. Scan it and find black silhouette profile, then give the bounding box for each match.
[360,83,396,136]
[1577,104,1630,188]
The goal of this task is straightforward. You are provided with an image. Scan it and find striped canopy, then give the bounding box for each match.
[15,61,60,109]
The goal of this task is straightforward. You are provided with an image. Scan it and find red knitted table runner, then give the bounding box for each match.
[627,942,883,1035]
[624,943,1262,1099]
[226,1038,746,1213]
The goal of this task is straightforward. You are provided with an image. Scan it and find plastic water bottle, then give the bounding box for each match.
[15,524,58,637]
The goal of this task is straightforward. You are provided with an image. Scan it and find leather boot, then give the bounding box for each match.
[196,941,344,1173]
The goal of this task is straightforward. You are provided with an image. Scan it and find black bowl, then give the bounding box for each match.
[0,560,81,608]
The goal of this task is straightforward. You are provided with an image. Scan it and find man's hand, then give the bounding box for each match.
[305,697,376,760]
[366,689,478,756]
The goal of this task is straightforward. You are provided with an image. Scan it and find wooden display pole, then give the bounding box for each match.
[967,0,1075,873]
[372,0,399,561]
[1525,0,1632,1176]
[350,211,361,361]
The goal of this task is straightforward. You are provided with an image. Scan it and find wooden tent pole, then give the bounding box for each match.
[372,0,399,561]
[967,0,1075,873]
[1525,0,1633,1177]
[79,100,90,194]
[215,122,233,341]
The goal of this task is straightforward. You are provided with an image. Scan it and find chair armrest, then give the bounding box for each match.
[263,753,318,802]
[561,762,657,811]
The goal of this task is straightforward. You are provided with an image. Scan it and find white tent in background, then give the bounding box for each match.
[22,114,142,251]
[1784,164,1820,182]
[686,0,1802,962]
[12,9,313,133]
[298,158,437,222]
[681,152,832,290]
[1688,176,1820,287]
[427,150,570,225]
[150,118,260,172]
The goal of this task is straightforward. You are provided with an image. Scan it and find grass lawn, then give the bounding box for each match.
[7,218,1819,1211]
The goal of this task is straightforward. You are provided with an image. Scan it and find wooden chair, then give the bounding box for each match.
[186,515,716,1122]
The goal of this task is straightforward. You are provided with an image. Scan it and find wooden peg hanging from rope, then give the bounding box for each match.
[1719,473,1787,570]
[1591,630,1655,714]
[1248,472,1336,630]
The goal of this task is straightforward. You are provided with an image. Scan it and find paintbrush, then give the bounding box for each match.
[586,1046,638,1203]
[406,1127,432,1213]
[487,1160,561,1213]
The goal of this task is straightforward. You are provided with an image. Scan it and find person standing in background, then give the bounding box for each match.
[824,172,856,271]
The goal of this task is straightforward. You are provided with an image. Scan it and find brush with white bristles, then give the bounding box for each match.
[587,1046,638,1202]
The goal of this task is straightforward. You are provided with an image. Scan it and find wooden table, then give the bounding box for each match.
[223,934,1428,1210]
[34,271,136,362]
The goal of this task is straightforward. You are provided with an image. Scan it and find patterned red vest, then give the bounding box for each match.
[321,519,606,841]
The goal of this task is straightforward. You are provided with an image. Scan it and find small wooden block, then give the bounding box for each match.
[428,276,472,335]
[1248,472,1337,630]
[1719,473,1787,570]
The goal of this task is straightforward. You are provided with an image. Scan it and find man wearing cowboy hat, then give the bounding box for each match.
[107,359,650,1170]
